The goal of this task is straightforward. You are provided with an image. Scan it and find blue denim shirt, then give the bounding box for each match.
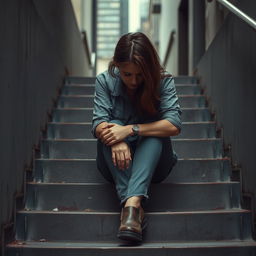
[91,70,182,138]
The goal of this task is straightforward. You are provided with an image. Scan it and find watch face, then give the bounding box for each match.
[132,125,139,135]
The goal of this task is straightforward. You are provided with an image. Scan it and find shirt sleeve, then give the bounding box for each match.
[159,76,182,131]
[91,74,112,137]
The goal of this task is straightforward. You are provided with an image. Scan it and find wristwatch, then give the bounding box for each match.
[132,124,140,136]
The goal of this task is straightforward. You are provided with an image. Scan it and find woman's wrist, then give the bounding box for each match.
[126,125,134,136]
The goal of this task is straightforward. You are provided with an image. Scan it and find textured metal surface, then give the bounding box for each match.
[6,241,256,256]
[196,1,256,219]
[39,139,223,159]
[15,210,252,242]
[52,108,212,123]
[34,158,232,183]
[25,182,241,211]
[62,85,96,95]
[57,95,207,108]
[61,84,202,96]
[65,76,198,85]
[46,122,216,139]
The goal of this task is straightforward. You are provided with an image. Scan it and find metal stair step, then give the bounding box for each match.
[25,182,241,212]
[57,95,207,108]
[61,84,203,96]
[15,209,252,242]
[65,76,198,85]
[40,138,223,159]
[6,240,256,256]
[62,85,96,95]
[34,158,232,183]
[46,122,217,139]
[65,77,96,84]
[52,108,212,123]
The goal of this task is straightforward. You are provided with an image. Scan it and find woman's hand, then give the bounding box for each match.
[111,141,132,170]
[100,123,132,146]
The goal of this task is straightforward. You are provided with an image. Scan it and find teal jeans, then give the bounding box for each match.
[97,136,177,205]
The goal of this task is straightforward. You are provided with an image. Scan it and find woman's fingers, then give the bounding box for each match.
[111,142,132,170]
[117,152,125,170]
[112,151,117,167]
[124,150,131,169]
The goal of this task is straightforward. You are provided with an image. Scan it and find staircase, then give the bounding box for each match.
[6,76,256,255]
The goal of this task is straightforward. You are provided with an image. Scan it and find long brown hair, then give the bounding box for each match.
[108,32,171,115]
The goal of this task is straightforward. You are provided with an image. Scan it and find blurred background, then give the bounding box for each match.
[71,0,228,75]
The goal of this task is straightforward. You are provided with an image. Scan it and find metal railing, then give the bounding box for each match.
[217,0,256,30]
[163,30,176,67]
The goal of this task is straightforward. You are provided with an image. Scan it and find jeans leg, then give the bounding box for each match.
[97,140,131,202]
[123,137,164,203]
[151,137,177,183]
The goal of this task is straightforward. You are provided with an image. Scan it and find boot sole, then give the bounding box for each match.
[117,230,142,242]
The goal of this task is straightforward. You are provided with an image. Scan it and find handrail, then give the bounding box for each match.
[81,30,93,67]
[163,30,176,67]
[217,0,256,30]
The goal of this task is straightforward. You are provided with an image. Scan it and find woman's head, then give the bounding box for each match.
[108,32,169,115]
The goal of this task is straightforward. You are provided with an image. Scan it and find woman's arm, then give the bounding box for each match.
[136,119,179,137]
[100,119,180,146]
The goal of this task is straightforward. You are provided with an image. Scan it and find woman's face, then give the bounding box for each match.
[118,62,144,91]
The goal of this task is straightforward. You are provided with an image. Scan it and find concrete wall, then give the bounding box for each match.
[0,0,91,241]
[196,0,256,215]
[71,0,93,52]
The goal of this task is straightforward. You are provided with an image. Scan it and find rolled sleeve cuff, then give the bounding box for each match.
[91,119,108,138]
[163,113,182,131]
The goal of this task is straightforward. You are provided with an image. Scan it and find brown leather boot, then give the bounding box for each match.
[117,206,144,242]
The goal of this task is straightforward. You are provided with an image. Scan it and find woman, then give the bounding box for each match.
[92,32,181,243]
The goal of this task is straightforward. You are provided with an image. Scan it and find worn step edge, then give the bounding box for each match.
[35,157,229,161]
[53,107,211,110]
[59,94,207,99]
[18,208,249,215]
[40,138,222,142]
[27,181,239,186]
[63,84,202,88]
[47,121,216,125]
[7,240,256,249]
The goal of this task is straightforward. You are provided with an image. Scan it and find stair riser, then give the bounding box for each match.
[62,86,95,95]
[52,109,212,123]
[34,159,232,183]
[57,96,206,108]
[61,85,202,96]
[25,183,240,212]
[65,77,198,85]
[65,77,96,84]
[16,212,252,242]
[47,123,216,139]
[40,140,223,159]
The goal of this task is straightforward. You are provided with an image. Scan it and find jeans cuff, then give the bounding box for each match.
[120,193,149,205]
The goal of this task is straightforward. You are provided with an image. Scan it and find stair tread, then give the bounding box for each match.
[47,121,216,125]
[7,240,256,249]
[54,107,210,110]
[18,208,250,214]
[35,158,229,161]
[27,181,239,185]
[64,84,201,87]
[36,157,230,161]
[41,138,222,141]
[59,95,206,98]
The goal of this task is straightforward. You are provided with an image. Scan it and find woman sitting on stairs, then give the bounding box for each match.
[92,32,181,243]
